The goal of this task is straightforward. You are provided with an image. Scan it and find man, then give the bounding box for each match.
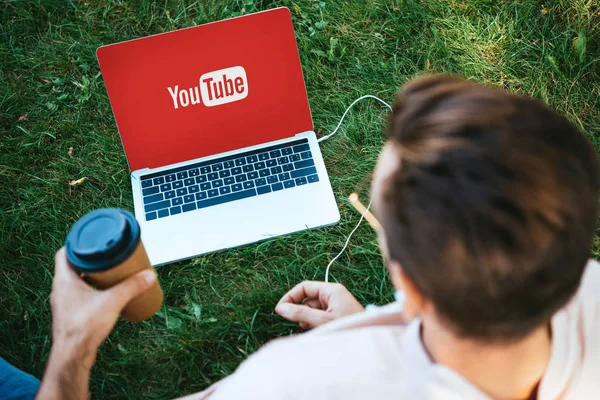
[36,75,600,399]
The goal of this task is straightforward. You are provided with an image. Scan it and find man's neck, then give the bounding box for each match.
[421,316,552,400]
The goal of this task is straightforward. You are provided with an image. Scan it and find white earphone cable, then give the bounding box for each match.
[317,95,393,143]
[324,197,374,283]
[319,95,391,282]
[318,95,392,282]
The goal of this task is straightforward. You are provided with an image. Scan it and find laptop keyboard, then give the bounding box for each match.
[140,138,320,221]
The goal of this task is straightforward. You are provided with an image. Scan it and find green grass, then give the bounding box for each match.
[1,0,599,398]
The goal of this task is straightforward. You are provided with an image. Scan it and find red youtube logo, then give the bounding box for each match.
[167,66,248,109]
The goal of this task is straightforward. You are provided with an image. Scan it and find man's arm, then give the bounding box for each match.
[36,248,157,400]
[36,347,93,400]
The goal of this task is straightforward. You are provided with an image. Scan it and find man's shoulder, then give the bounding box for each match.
[209,313,409,399]
[562,259,600,348]
[573,259,600,315]
[580,259,600,296]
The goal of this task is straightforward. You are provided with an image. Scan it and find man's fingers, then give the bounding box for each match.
[302,298,322,310]
[299,322,310,330]
[275,303,330,327]
[53,247,80,282]
[278,281,335,306]
[104,270,157,311]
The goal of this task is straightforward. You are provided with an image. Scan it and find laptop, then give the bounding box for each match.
[96,7,340,266]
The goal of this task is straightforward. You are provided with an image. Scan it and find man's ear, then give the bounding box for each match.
[387,259,427,320]
[378,229,427,319]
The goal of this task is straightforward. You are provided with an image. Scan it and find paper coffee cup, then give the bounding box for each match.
[65,208,163,321]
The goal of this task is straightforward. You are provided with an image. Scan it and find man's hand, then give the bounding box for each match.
[36,248,157,400]
[275,281,364,329]
[49,247,157,366]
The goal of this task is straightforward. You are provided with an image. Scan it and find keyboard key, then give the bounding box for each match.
[293,143,310,153]
[184,194,195,203]
[177,171,188,179]
[144,193,164,204]
[196,175,207,183]
[283,179,295,188]
[278,156,289,165]
[281,147,293,155]
[224,177,235,185]
[283,164,294,172]
[301,151,312,160]
[295,177,308,185]
[166,174,176,183]
[176,188,188,196]
[146,211,157,221]
[212,179,224,188]
[308,174,320,183]
[172,197,183,206]
[219,186,231,195]
[279,172,291,181]
[235,174,247,183]
[243,165,254,173]
[189,168,199,177]
[153,177,165,185]
[160,183,172,191]
[197,188,256,209]
[141,179,153,188]
[231,167,243,175]
[182,202,196,212]
[158,209,169,218]
[291,166,317,179]
[235,158,246,166]
[255,178,267,186]
[258,153,269,161]
[259,169,270,177]
[188,185,200,193]
[254,161,266,170]
[212,163,223,172]
[266,159,277,167]
[170,206,181,215]
[270,149,282,158]
[247,155,258,163]
[196,191,207,200]
[164,190,176,199]
[294,159,315,169]
[248,171,259,179]
[173,181,183,189]
[271,166,282,174]
[208,172,218,180]
[144,200,171,213]
[232,183,243,192]
[219,170,231,178]
[184,178,195,186]
[257,185,271,195]
[243,181,255,189]
[200,166,211,174]
[272,183,283,191]
[223,160,235,168]
[267,176,278,184]
[142,186,159,196]
[208,189,219,197]
[200,183,211,191]
[289,154,301,162]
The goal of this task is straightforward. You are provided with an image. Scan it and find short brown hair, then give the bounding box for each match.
[376,75,599,341]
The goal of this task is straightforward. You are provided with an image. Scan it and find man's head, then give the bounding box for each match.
[372,75,599,342]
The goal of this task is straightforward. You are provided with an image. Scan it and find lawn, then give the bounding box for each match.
[1,0,599,398]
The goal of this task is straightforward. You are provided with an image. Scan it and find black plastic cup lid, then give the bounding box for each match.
[65,208,140,273]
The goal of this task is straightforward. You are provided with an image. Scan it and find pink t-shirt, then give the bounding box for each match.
[180,260,600,399]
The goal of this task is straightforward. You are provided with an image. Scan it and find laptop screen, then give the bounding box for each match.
[97,8,313,171]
